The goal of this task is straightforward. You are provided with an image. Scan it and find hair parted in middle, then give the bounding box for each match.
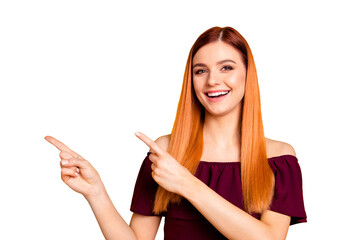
[151,26,274,215]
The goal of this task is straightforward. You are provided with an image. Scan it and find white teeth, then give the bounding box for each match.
[207,91,229,97]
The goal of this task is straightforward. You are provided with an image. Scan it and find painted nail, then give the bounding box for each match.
[61,160,69,165]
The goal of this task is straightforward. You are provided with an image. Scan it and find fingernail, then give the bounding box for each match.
[135,132,141,137]
[76,168,80,173]
[75,172,79,176]
[61,160,69,165]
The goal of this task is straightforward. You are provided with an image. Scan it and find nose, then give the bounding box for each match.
[207,72,220,86]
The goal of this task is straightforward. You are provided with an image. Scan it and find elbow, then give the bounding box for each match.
[230,232,275,240]
[253,227,285,240]
[262,230,286,240]
[260,222,288,240]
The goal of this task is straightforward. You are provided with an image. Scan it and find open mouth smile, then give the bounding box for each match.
[204,90,230,102]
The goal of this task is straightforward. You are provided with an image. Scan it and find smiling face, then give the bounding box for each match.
[192,41,247,117]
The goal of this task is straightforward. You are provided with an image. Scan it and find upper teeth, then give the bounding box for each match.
[207,91,229,97]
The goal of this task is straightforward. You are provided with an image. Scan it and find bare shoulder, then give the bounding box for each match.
[265,137,296,158]
[150,134,171,152]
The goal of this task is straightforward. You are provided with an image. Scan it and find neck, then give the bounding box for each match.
[202,106,242,149]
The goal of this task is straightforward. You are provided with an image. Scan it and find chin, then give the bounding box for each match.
[205,108,232,117]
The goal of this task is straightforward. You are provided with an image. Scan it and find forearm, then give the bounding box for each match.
[85,187,137,240]
[182,176,272,240]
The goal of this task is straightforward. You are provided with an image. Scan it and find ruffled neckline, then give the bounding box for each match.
[199,154,298,164]
[146,152,297,164]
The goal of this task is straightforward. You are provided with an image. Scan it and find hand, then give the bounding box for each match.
[44,136,104,198]
[135,131,193,196]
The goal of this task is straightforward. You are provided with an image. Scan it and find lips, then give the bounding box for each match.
[205,89,231,94]
[204,90,230,98]
[204,90,231,102]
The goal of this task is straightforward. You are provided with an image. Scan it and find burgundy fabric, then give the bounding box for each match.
[130,152,307,239]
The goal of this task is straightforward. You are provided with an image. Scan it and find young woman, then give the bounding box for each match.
[45,26,307,240]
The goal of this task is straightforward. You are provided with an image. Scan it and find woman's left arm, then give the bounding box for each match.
[181,175,290,240]
[135,131,291,240]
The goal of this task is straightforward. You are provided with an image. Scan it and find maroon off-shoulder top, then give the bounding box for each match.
[130,152,307,239]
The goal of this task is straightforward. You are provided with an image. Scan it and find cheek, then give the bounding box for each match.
[192,80,203,97]
[192,80,207,106]
[228,72,246,87]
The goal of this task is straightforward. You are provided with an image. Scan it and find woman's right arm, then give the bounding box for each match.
[85,184,138,240]
[44,136,161,240]
[85,185,161,240]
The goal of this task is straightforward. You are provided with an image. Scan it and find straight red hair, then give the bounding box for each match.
[152,26,274,215]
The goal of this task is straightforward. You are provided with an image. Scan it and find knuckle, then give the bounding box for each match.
[150,153,158,161]
[81,158,89,166]
[157,161,164,168]
[59,151,68,159]
[75,155,84,161]
[69,157,79,165]
[60,151,72,159]
[69,166,77,171]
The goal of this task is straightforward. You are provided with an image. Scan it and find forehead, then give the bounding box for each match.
[193,41,243,64]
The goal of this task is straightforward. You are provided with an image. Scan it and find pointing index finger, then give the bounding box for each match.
[135,131,163,156]
[44,136,83,159]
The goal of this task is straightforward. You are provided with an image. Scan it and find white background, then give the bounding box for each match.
[1,0,359,239]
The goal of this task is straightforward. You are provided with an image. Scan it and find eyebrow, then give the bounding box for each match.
[192,59,236,68]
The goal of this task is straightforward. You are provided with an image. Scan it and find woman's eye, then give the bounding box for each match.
[222,66,233,71]
[194,69,206,75]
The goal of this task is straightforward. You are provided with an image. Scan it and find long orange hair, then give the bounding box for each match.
[152,26,274,215]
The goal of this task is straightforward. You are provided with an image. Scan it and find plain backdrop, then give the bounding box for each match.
[1,0,359,239]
